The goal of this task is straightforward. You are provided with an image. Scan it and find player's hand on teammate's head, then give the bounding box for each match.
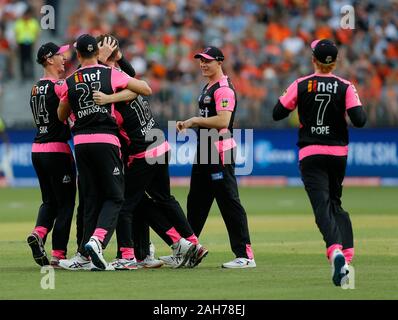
[98,36,118,63]
[93,91,110,105]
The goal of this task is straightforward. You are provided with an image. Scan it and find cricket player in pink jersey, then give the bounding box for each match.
[273,39,367,286]
[57,34,151,270]
[27,42,76,268]
[177,46,255,269]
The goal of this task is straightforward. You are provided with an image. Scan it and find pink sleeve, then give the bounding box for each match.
[114,109,124,127]
[214,87,236,112]
[59,81,69,102]
[54,81,64,99]
[111,68,131,92]
[345,83,362,110]
[279,80,298,111]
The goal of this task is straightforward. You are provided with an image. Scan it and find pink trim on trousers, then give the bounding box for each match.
[32,142,71,154]
[214,138,237,165]
[34,226,48,239]
[120,247,135,260]
[343,248,354,264]
[186,234,199,245]
[246,244,254,259]
[326,244,343,262]
[299,145,348,161]
[165,227,182,244]
[93,228,108,243]
[51,249,66,259]
[214,138,237,153]
[74,133,120,147]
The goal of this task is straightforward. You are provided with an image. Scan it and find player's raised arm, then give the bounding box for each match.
[96,35,139,103]
[97,35,136,77]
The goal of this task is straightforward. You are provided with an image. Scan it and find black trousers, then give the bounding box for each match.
[299,155,353,249]
[131,197,150,260]
[117,152,194,252]
[75,178,84,251]
[76,175,152,260]
[32,152,76,254]
[187,162,252,258]
[75,143,124,252]
[129,194,185,260]
[133,194,187,250]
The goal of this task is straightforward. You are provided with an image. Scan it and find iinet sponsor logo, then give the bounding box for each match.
[74,69,101,83]
[307,80,338,93]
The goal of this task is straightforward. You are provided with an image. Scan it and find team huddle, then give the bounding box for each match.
[27,34,366,286]
[27,33,255,272]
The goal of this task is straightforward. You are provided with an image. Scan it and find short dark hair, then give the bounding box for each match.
[75,34,99,59]
[78,49,98,59]
[96,34,119,61]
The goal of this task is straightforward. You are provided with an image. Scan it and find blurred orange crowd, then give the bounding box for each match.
[1,0,398,127]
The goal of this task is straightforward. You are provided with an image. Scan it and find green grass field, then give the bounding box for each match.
[0,186,397,300]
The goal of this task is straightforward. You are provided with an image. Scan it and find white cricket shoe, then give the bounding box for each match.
[222,258,256,269]
[137,256,164,268]
[172,238,195,268]
[159,238,195,268]
[110,258,138,270]
[59,252,92,270]
[331,249,347,286]
[149,242,155,259]
[135,241,163,268]
[158,255,181,268]
[340,263,351,287]
[186,244,208,268]
[84,236,108,270]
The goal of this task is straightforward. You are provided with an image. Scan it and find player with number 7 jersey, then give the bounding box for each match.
[272,39,367,286]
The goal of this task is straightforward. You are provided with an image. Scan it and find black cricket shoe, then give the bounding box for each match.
[27,232,49,266]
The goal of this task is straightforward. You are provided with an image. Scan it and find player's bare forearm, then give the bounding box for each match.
[58,101,71,122]
[184,111,231,130]
[93,90,137,105]
[127,78,152,96]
